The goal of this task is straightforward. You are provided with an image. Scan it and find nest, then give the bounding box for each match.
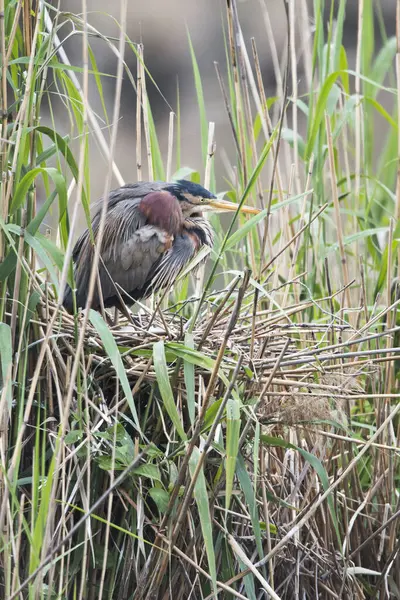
[33,285,369,431]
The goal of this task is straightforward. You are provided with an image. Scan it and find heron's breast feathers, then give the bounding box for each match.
[120,226,173,271]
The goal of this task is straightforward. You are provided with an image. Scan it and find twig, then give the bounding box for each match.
[194,121,215,297]
[140,43,153,181]
[136,47,142,181]
[166,111,175,181]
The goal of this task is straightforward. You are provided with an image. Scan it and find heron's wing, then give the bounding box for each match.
[98,225,172,306]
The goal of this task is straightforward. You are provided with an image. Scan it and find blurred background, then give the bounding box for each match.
[48,0,397,213]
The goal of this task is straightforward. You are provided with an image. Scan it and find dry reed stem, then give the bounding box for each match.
[194,121,215,297]
[299,0,313,88]
[258,400,400,562]
[166,111,175,181]
[10,214,26,347]
[136,46,143,181]
[325,113,351,310]
[234,38,258,273]
[6,277,396,598]
[140,43,153,181]
[258,0,284,104]
[263,201,325,274]
[2,2,41,233]
[228,533,282,600]
[385,219,395,399]
[251,36,285,219]
[288,0,300,194]
[355,0,364,213]
[227,0,247,184]
[258,0,292,181]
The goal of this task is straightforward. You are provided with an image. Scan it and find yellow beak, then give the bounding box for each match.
[208,199,260,214]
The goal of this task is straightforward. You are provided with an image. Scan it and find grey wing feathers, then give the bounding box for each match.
[99,225,170,305]
[91,181,167,214]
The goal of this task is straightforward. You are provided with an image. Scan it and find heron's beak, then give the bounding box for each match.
[207,198,260,214]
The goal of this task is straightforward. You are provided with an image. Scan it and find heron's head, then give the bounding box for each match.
[163,180,260,217]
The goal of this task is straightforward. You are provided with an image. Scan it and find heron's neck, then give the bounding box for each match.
[183,217,214,247]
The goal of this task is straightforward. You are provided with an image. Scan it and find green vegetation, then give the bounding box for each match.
[1,0,400,598]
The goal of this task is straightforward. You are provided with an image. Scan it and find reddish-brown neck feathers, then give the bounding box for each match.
[139,191,183,235]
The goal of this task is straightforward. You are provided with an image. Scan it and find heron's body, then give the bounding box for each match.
[63,180,258,313]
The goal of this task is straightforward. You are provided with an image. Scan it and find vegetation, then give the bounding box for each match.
[1,0,400,598]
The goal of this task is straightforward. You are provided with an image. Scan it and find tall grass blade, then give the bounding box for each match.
[89,310,142,435]
[225,397,240,509]
[188,445,217,596]
[0,323,12,409]
[153,340,187,442]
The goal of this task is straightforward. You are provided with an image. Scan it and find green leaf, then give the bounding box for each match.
[97,457,126,471]
[89,310,142,436]
[281,128,306,159]
[189,446,217,595]
[240,127,278,207]
[0,190,60,282]
[370,37,396,99]
[0,324,12,410]
[324,227,388,256]
[225,208,268,251]
[305,70,341,161]
[225,397,240,509]
[338,45,349,94]
[35,134,71,166]
[30,453,57,572]
[6,226,59,288]
[35,233,66,273]
[203,398,223,431]
[64,430,84,444]
[165,342,215,371]
[149,488,170,514]
[236,453,264,561]
[364,96,398,130]
[153,340,187,442]
[132,463,162,482]
[88,46,110,127]
[9,167,67,215]
[146,98,165,181]
[172,166,198,181]
[25,291,41,332]
[28,190,59,236]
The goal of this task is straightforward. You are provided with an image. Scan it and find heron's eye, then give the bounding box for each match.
[200,197,208,203]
